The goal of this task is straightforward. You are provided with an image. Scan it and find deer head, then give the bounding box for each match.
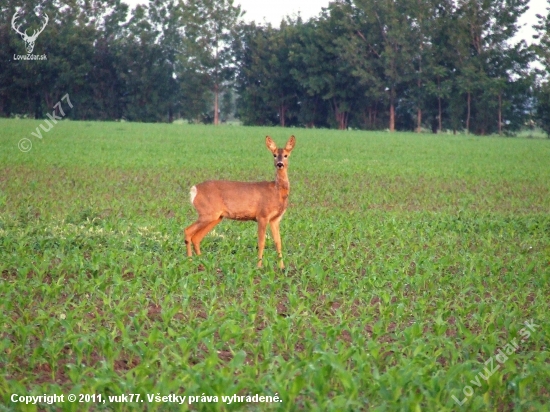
[11,9,49,54]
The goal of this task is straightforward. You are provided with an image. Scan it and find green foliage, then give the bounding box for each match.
[180,0,243,125]
[534,6,550,137]
[1,120,550,410]
[233,0,534,133]
[448,0,532,135]
[234,21,302,127]
[0,0,242,124]
[535,82,550,137]
[1,0,541,133]
[293,4,362,130]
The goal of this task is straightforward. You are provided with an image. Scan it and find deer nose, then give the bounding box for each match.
[276,162,284,169]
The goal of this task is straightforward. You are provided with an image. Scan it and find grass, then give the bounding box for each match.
[0,118,549,411]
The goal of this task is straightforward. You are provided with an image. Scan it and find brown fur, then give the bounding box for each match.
[184,135,296,269]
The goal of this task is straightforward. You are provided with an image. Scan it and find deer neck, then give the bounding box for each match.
[275,168,290,198]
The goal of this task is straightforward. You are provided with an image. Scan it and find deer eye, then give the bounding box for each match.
[273,154,277,157]
[284,155,288,158]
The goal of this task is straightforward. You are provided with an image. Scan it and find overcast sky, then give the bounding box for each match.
[122,0,548,44]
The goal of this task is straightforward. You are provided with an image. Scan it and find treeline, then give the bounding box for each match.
[235,0,542,134]
[0,0,240,123]
[1,0,550,135]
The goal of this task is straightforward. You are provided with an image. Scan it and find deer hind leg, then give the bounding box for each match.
[190,217,222,255]
[185,221,202,256]
[185,216,222,256]
[184,215,218,256]
[269,217,284,269]
[257,218,268,268]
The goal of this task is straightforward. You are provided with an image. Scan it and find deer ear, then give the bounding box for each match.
[285,135,296,152]
[265,136,277,154]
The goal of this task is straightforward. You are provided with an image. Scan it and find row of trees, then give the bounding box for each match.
[0,0,240,123]
[235,0,540,134]
[1,0,549,134]
[534,2,550,136]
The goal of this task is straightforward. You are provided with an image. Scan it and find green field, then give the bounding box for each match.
[0,119,549,411]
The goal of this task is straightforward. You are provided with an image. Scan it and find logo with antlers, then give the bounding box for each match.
[11,9,49,54]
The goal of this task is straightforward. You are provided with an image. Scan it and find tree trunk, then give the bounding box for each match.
[214,85,219,125]
[438,76,442,133]
[438,97,442,133]
[279,105,286,127]
[34,93,42,119]
[213,30,220,126]
[338,112,348,130]
[389,87,395,132]
[368,106,373,129]
[389,101,395,132]
[44,92,52,112]
[309,97,318,128]
[498,92,502,135]
[466,92,471,134]
[366,106,377,130]
[344,111,349,130]
[417,76,421,133]
[332,99,348,130]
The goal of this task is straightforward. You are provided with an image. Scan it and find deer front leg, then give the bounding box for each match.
[269,218,284,269]
[257,218,268,268]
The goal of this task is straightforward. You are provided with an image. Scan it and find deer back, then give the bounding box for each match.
[192,180,288,221]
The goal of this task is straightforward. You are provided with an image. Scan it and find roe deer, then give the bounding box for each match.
[185,135,296,269]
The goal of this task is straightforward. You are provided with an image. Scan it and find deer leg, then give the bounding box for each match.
[269,218,284,269]
[257,218,268,268]
[184,221,202,257]
[185,216,215,256]
[191,217,222,255]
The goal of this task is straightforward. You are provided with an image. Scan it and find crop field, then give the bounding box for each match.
[0,119,549,411]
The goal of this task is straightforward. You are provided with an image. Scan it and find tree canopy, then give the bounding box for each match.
[0,0,548,135]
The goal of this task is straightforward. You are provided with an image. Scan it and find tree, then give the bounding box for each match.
[536,82,550,137]
[336,1,386,130]
[290,2,363,130]
[345,0,416,131]
[233,19,302,127]
[182,0,242,125]
[233,22,279,125]
[1,0,70,118]
[450,0,531,135]
[425,1,457,133]
[534,3,550,137]
[266,20,301,127]
[0,0,538,131]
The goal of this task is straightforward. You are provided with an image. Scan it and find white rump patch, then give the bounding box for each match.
[190,185,197,205]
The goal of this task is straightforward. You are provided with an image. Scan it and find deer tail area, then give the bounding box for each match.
[189,185,197,205]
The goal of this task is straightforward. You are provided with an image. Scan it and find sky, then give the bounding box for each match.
[517,0,549,43]
[122,0,549,44]
[230,0,330,25]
